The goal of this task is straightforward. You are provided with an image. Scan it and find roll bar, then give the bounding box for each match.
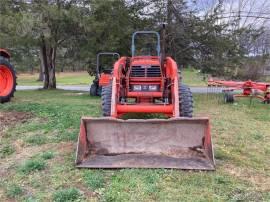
[131,31,161,57]
[96,52,120,76]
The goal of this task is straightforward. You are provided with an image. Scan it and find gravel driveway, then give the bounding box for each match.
[17,85,225,94]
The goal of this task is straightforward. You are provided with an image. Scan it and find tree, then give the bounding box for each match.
[3,0,85,88]
[0,0,38,72]
[28,1,84,88]
[1,0,268,81]
[71,0,151,75]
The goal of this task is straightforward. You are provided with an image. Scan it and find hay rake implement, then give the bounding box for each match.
[208,79,270,104]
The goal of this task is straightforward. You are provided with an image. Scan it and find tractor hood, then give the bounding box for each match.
[131,56,160,66]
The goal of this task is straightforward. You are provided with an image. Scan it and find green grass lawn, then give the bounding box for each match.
[17,69,207,87]
[181,68,208,86]
[0,91,269,201]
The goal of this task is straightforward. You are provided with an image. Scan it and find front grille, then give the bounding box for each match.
[147,66,161,77]
[130,66,161,77]
[130,66,145,77]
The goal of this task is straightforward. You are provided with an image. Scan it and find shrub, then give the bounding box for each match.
[0,145,15,158]
[25,136,47,145]
[19,159,46,174]
[41,151,54,160]
[53,188,80,202]
[6,184,23,198]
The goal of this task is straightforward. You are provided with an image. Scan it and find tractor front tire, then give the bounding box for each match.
[224,92,234,103]
[179,84,193,118]
[101,82,112,116]
[0,58,16,103]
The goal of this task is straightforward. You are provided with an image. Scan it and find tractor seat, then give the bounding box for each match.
[102,69,112,74]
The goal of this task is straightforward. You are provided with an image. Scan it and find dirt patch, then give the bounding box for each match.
[0,111,33,133]
[223,163,270,192]
[48,142,75,165]
[0,189,15,202]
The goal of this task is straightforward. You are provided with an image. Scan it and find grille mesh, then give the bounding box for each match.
[130,66,161,77]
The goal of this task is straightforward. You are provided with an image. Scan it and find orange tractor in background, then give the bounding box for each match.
[90,52,120,96]
[0,49,16,103]
[76,31,215,170]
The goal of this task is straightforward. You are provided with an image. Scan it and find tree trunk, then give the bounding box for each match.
[167,0,173,56]
[48,47,57,89]
[40,36,49,89]
[40,35,57,89]
[37,50,44,81]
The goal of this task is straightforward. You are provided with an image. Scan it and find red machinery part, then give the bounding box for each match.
[110,56,179,118]
[76,117,215,170]
[0,65,15,97]
[265,88,270,104]
[208,78,270,104]
[0,49,11,59]
[98,73,111,86]
[0,49,16,103]
[90,52,120,96]
[76,31,213,170]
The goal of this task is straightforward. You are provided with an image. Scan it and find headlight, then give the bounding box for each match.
[149,85,158,91]
[131,85,159,91]
[133,85,142,91]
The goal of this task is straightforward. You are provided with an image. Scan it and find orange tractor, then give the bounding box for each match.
[90,52,120,96]
[76,31,215,170]
[0,49,16,103]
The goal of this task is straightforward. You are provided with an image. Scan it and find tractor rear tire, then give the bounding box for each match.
[179,84,193,118]
[0,58,16,103]
[90,83,98,96]
[97,86,102,96]
[224,92,234,103]
[101,82,112,116]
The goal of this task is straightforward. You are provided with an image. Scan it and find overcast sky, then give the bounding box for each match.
[190,0,270,28]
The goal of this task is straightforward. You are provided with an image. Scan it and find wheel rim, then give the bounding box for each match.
[0,64,14,97]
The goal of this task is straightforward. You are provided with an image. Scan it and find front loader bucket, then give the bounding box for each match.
[76,117,215,170]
